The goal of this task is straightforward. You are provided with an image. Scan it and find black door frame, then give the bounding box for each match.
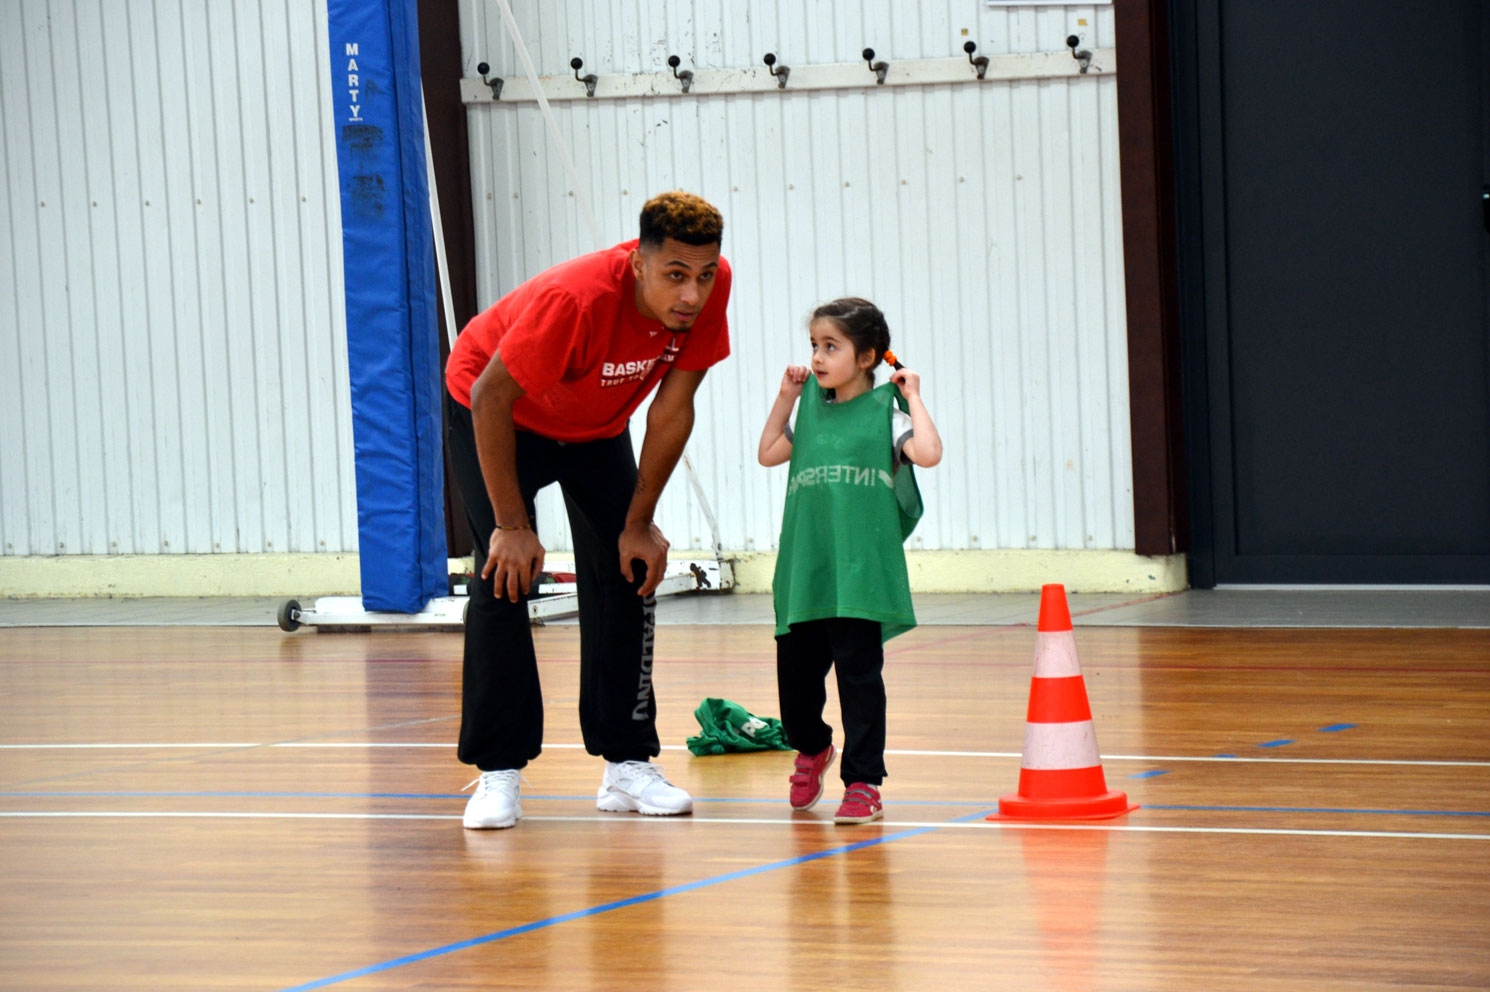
[419,0,480,560]
[1166,0,1221,586]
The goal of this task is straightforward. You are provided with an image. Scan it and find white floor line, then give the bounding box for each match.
[4,741,1487,768]
[0,809,1485,841]
[0,743,260,749]
[899,751,1490,767]
[273,742,451,748]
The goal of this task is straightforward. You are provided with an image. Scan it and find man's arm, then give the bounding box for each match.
[469,353,545,601]
[620,367,706,596]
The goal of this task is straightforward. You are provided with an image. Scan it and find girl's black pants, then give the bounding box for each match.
[776,617,887,786]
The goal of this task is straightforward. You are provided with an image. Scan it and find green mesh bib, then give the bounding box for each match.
[772,377,923,642]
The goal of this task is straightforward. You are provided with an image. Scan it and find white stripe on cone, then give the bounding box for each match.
[1021,720,1103,770]
[1032,629,1082,678]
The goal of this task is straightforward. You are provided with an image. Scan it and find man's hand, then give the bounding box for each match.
[623,367,701,595]
[619,519,670,597]
[481,527,546,603]
[470,352,543,601]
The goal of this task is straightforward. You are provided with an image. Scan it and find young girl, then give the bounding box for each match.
[757,297,944,824]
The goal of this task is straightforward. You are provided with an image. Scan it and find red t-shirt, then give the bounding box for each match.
[446,240,731,442]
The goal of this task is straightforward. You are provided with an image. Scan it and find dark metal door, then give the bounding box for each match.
[1176,0,1490,584]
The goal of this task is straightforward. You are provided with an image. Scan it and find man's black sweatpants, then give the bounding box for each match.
[447,394,659,772]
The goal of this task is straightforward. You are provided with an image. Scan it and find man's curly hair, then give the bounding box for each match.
[638,191,723,248]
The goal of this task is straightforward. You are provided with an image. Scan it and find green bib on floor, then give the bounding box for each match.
[685,697,793,755]
[772,377,922,642]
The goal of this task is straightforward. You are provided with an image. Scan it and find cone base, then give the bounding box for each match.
[991,790,1138,821]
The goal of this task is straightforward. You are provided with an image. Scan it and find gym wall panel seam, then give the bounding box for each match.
[459,0,1131,554]
[0,0,357,558]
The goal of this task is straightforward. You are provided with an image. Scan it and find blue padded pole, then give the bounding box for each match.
[326,0,447,613]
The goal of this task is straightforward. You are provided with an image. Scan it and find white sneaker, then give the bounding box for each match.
[596,760,693,815]
[462,770,522,829]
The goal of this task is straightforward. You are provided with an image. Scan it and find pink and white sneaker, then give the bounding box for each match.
[833,782,883,824]
[788,744,837,811]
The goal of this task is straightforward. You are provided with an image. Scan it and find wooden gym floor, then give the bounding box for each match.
[1,591,1487,990]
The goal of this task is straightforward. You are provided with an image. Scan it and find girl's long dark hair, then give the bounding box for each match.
[812,297,891,381]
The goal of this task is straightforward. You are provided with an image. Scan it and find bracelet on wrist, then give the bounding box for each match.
[495,522,530,532]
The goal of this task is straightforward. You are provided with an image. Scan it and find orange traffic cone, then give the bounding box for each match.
[990,584,1137,820]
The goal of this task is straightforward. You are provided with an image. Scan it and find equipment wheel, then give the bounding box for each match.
[277,599,303,632]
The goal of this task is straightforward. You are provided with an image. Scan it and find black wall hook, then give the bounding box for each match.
[763,52,790,88]
[570,56,598,97]
[862,47,888,85]
[667,55,694,94]
[963,41,989,80]
[1065,35,1092,74]
[475,61,504,99]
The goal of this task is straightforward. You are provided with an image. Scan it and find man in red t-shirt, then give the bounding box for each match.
[445,191,731,829]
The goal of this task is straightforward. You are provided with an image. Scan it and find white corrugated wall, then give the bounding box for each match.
[458,0,1131,556]
[0,0,356,558]
[1,0,1137,592]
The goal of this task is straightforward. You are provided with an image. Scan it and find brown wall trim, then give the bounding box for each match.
[418,0,479,557]
[1114,0,1187,556]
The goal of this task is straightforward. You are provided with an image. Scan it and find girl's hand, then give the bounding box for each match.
[781,364,810,399]
[759,367,807,467]
[892,366,944,467]
[890,366,921,399]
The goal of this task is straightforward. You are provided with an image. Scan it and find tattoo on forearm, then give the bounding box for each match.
[635,473,649,496]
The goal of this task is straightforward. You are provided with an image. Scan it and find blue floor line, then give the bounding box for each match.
[277,814,986,992]
[1145,804,1490,817]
